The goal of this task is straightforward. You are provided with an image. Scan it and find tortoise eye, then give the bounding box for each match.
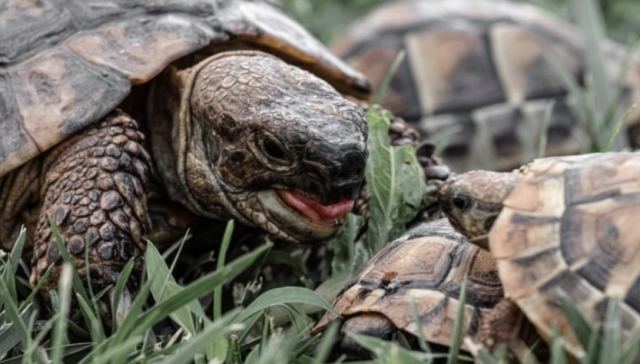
[452,196,470,211]
[258,132,288,164]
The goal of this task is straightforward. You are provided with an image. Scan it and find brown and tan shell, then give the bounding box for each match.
[491,152,640,357]
[315,218,503,349]
[332,0,640,172]
[0,0,370,178]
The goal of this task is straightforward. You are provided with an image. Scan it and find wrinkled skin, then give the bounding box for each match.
[438,170,521,249]
[150,51,368,243]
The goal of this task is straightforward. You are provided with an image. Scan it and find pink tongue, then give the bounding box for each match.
[278,190,354,224]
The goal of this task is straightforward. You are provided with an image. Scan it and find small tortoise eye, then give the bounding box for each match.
[452,195,470,211]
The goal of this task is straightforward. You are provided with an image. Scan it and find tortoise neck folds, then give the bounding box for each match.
[148,50,367,243]
[438,170,521,249]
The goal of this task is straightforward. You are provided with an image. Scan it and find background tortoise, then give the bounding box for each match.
[332,0,640,172]
[439,152,640,358]
[0,0,372,288]
[313,218,531,355]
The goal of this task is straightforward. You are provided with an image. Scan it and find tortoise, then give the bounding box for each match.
[438,152,640,358]
[0,0,375,289]
[332,0,640,172]
[313,218,536,356]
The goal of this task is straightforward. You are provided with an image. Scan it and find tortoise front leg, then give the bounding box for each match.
[30,110,151,289]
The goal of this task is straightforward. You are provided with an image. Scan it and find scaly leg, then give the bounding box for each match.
[30,110,151,289]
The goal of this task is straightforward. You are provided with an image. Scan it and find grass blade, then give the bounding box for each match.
[233,287,336,324]
[111,259,135,329]
[550,327,568,364]
[312,321,339,364]
[446,279,467,364]
[215,220,235,320]
[598,298,622,364]
[157,316,239,364]
[131,243,272,339]
[622,329,640,364]
[373,51,406,105]
[75,292,105,344]
[49,219,90,302]
[51,264,73,364]
[557,294,593,349]
[1,227,26,303]
[146,242,199,335]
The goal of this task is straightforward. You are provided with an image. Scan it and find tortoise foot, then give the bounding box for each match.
[30,110,151,289]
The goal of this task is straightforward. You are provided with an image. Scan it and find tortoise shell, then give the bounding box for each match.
[491,152,640,357]
[332,0,640,172]
[0,0,369,177]
[314,218,504,349]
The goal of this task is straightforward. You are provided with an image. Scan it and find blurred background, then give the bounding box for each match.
[281,0,640,173]
[281,0,639,44]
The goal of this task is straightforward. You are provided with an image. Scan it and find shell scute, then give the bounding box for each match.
[406,25,504,115]
[10,48,130,159]
[67,15,214,85]
[493,152,640,357]
[316,219,504,348]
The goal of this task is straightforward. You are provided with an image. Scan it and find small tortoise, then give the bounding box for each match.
[314,218,521,354]
[439,152,640,357]
[0,0,372,288]
[332,0,640,172]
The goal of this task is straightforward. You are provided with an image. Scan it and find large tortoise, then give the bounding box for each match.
[0,0,373,288]
[438,152,640,358]
[313,218,535,356]
[332,0,640,172]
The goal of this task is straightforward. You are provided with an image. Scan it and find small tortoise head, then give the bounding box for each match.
[169,51,367,242]
[438,171,520,250]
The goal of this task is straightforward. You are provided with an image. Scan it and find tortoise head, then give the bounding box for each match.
[438,171,520,250]
[154,51,367,243]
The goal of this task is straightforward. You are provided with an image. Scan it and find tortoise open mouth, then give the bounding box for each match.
[277,190,354,225]
[249,188,355,241]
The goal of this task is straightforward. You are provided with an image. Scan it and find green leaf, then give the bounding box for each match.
[328,213,364,275]
[234,287,336,324]
[146,243,202,335]
[364,106,425,256]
